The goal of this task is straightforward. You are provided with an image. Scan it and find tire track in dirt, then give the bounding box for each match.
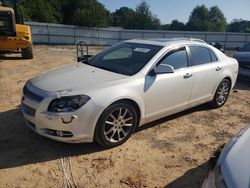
[58,144,77,188]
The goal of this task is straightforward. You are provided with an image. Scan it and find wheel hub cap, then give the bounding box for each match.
[104,107,134,143]
[216,81,229,105]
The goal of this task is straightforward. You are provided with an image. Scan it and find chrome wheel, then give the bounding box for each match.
[104,107,134,143]
[216,81,229,105]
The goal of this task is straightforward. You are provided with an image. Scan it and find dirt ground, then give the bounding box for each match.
[0,45,249,188]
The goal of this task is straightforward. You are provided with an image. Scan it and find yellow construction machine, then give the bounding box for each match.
[0,0,33,59]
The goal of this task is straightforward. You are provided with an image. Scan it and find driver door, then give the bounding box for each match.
[145,46,193,121]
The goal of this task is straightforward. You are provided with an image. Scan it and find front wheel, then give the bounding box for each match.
[94,102,138,148]
[210,79,231,108]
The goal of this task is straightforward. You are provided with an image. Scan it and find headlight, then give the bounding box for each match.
[48,95,90,112]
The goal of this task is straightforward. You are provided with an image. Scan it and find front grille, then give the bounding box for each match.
[26,120,36,130]
[22,103,36,117]
[23,86,44,102]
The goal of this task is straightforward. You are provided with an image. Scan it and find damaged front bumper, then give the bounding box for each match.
[21,82,98,143]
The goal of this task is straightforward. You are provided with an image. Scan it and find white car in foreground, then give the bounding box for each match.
[21,38,238,147]
[202,125,250,188]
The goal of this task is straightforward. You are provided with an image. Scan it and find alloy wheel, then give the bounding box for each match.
[103,107,134,143]
[216,81,229,106]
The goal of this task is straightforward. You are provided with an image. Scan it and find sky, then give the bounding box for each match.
[98,0,250,24]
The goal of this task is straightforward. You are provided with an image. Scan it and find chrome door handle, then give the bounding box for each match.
[216,67,222,71]
[183,73,193,79]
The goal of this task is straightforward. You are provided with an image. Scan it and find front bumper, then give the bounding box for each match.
[21,83,98,143]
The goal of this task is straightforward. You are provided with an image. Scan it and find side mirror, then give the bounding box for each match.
[235,47,240,51]
[153,64,174,75]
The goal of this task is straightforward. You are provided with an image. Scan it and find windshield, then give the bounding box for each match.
[85,42,162,76]
[240,42,250,52]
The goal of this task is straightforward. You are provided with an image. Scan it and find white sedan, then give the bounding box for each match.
[21,38,238,147]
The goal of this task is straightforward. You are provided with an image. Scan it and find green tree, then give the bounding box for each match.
[134,0,161,30]
[186,5,212,31]
[150,16,161,30]
[243,27,250,33]
[186,5,227,32]
[209,6,227,32]
[161,24,170,30]
[111,7,136,29]
[72,2,108,27]
[227,19,250,32]
[61,0,84,24]
[169,20,185,31]
[61,0,108,27]
[17,0,61,23]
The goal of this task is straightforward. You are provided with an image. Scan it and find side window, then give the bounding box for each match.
[190,46,212,66]
[158,48,188,70]
[209,49,218,62]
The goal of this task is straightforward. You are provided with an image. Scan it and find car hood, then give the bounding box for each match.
[220,125,250,188]
[233,52,250,63]
[30,63,127,92]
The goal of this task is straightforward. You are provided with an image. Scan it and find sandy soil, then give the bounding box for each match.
[0,46,249,188]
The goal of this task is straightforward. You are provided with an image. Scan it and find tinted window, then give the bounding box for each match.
[209,49,218,62]
[158,48,188,70]
[86,42,162,76]
[190,46,212,66]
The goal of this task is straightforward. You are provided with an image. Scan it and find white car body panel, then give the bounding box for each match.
[202,125,250,188]
[21,38,238,143]
[220,126,250,188]
[189,63,219,105]
[145,67,193,121]
[31,63,128,92]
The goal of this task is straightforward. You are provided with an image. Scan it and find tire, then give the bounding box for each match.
[21,45,33,59]
[210,79,231,108]
[94,102,138,148]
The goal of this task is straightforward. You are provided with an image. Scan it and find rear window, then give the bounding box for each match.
[190,46,213,66]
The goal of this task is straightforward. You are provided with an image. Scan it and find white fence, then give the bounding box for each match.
[26,21,250,49]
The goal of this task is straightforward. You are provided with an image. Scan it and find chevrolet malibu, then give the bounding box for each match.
[21,38,238,147]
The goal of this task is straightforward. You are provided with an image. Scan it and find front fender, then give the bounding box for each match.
[89,79,146,127]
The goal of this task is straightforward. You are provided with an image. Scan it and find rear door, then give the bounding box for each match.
[188,46,220,105]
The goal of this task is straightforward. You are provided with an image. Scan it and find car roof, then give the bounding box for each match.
[126,38,207,47]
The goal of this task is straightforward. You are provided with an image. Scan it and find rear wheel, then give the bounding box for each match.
[21,45,33,59]
[210,79,231,108]
[95,102,138,148]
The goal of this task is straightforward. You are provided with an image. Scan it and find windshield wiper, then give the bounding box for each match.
[94,65,120,74]
[81,58,90,65]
